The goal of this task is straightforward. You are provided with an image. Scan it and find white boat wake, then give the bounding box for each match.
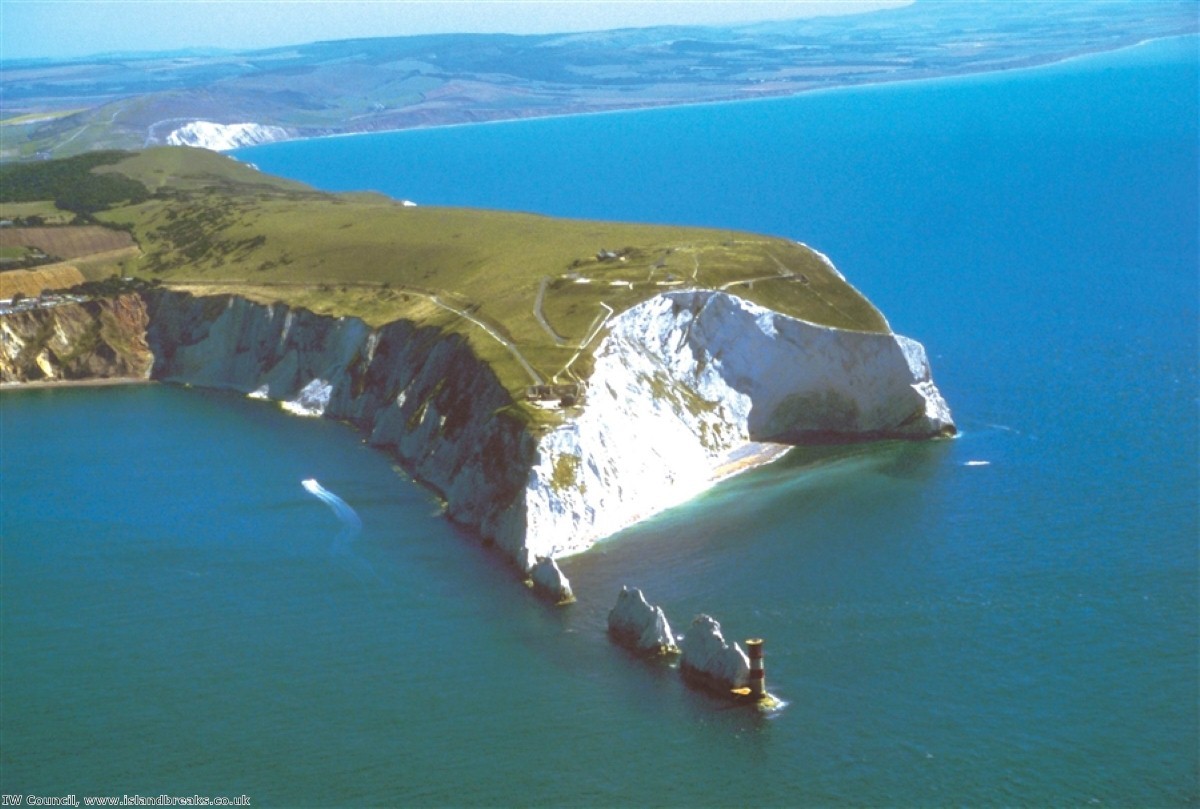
[302,478,375,583]
[302,478,363,531]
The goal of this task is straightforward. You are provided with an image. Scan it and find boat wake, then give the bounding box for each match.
[302,478,375,583]
[302,478,363,531]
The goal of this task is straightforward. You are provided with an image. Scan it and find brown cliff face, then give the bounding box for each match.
[0,294,154,383]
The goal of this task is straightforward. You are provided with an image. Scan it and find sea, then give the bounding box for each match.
[2,35,1196,806]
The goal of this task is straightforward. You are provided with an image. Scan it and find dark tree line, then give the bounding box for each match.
[0,151,149,214]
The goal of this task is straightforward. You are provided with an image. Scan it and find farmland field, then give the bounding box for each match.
[0,226,134,260]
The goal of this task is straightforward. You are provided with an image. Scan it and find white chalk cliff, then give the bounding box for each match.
[166,121,290,151]
[517,289,954,560]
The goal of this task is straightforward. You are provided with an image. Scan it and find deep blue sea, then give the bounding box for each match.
[4,36,1197,806]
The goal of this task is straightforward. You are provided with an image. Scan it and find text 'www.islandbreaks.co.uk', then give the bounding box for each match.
[2,796,250,807]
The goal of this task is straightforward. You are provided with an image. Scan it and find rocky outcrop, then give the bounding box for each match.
[607,586,678,655]
[529,557,574,604]
[165,121,290,151]
[520,289,955,559]
[0,295,153,383]
[679,614,750,693]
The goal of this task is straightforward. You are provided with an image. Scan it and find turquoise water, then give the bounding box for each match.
[4,36,1198,805]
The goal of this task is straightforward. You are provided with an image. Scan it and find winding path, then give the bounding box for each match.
[533,277,568,346]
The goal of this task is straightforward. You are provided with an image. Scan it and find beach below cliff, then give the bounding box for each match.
[0,377,152,391]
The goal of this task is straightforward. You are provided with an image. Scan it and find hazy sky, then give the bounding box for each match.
[2,1,910,61]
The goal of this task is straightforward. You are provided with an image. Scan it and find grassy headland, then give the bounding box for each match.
[4,147,889,410]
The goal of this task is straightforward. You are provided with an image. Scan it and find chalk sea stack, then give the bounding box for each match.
[529,557,574,604]
[607,586,679,656]
[679,614,751,693]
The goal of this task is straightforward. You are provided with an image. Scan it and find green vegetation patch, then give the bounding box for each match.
[0,200,74,225]
[0,245,38,261]
[551,453,581,492]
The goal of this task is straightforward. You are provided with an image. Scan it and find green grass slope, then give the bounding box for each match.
[12,147,890,401]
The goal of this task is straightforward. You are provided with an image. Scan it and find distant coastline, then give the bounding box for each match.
[6,1,1194,161]
[231,33,1199,156]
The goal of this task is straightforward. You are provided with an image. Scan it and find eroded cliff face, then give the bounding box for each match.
[0,295,153,383]
[2,286,954,573]
[521,290,955,558]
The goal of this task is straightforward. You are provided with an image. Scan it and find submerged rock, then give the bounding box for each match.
[529,557,574,604]
[607,586,679,655]
[680,614,750,693]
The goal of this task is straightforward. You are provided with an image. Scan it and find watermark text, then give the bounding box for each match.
[2,796,250,807]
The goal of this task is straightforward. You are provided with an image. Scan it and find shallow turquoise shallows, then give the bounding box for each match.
[4,36,1197,806]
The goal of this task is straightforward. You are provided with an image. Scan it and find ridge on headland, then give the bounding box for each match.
[0,148,953,579]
